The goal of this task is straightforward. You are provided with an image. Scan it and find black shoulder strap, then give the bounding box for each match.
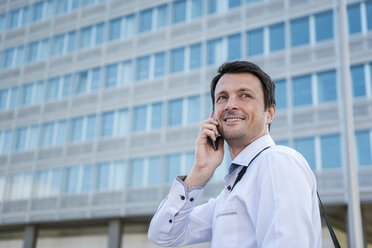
[230,146,341,247]
[317,192,341,248]
[230,146,270,191]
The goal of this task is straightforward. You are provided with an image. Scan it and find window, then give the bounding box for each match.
[269,23,285,52]
[187,96,200,124]
[97,162,110,190]
[367,1,372,31]
[228,33,241,61]
[76,71,88,94]
[34,80,44,104]
[292,75,312,107]
[80,26,92,49]
[315,10,333,42]
[21,83,33,106]
[275,80,287,109]
[62,75,72,96]
[40,38,49,60]
[0,89,8,110]
[117,109,129,136]
[27,41,39,63]
[51,34,65,57]
[95,23,104,45]
[67,31,76,52]
[3,48,14,69]
[56,120,66,145]
[81,165,92,193]
[148,156,161,186]
[65,167,79,194]
[105,63,118,87]
[0,14,5,32]
[355,130,371,166]
[31,1,44,22]
[101,111,114,137]
[124,14,136,38]
[40,122,55,147]
[171,47,185,73]
[9,87,18,108]
[294,137,316,170]
[151,102,163,129]
[112,161,125,190]
[45,78,60,101]
[166,153,181,183]
[154,52,166,76]
[133,105,147,132]
[86,115,96,140]
[350,65,366,98]
[317,70,337,103]
[56,0,68,14]
[247,28,263,56]
[7,9,20,29]
[168,99,183,126]
[15,46,24,66]
[290,17,310,47]
[129,159,144,188]
[207,38,223,65]
[0,130,12,154]
[321,134,342,169]
[173,0,186,24]
[14,127,27,152]
[157,4,168,28]
[347,3,361,34]
[97,161,125,191]
[191,0,203,19]
[189,43,201,69]
[229,0,241,8]
[139,8,152,33]
[21,6,29,26]
[8,172,32,200]
[109,18,121,41]
[122,60,133,84]
[136,56,150,80]
[70,117,83,142]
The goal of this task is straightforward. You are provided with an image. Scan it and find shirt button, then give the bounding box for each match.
[169,219,172,223]
[227,185,232,191]
[190,198,194,202]
[180,195,185,200]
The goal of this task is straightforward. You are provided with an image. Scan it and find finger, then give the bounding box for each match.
[201,128,218,142]
[200,123,219,136]
[209,112,213,118]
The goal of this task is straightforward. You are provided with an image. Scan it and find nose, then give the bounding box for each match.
[224,97,238,111]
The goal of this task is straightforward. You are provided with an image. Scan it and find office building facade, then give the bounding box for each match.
[0,0,371,247]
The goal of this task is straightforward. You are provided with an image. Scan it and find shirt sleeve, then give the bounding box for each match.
[148,176,218,247]
[253,150,321,248]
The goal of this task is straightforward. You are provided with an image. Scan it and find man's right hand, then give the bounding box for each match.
[184,113,225,189]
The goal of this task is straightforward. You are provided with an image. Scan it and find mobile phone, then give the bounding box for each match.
[210,112,220,151]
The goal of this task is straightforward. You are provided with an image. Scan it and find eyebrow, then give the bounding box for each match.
[216,88,254,96]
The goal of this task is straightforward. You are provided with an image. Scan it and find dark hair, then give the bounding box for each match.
[210,61,276,111]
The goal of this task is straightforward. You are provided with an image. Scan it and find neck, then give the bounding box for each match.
[227,132,268,160]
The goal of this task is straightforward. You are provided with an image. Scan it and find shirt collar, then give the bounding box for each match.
[228,135,276,173]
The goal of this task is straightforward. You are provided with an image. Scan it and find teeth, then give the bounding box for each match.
[225,118,242,122]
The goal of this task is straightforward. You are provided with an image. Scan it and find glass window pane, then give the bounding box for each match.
[157,4,168,28]
[95,23,104,45]
[101,111,114,137]
[139,8,152,33]
[347,3,361,34]
[50,168,62,196]
[8,9,20,29]
[207,38,223,65]
[269,23,285,52]
[294,137,316,170]
[168,99,183,126]
[124,14,136,37]
[32,2,44,22]
[41,122,54,147]
[14,127,27,151]
[136,56,150,80]
[81,165,92,193]
[70,117,83,142]
[229,0,241,8]
[67,31,76,52]
[321,134,342,169]
[228,33,241,61]
[80,26,92,49]
[117,109,129,136]
[76,71,88,94]
[1,130,12,154]
[105,63,118,87]
[34,170,49,198]
[293,75,312,107]
[173,0,186,24]
[56,120,66,145]
[247,28,263,56]
[56,0,68,14]
[45,78,59,101]
[113,161,125,190]
[367,1,372,31]
[187,96,200,124]
[91,67,101,90]
[166,154,181,183]
[27,42,39,62]
[151,102,163,130]
[0,14,5,32]
[350,65,366,98]
[133,105,147,132]
[15,46,24,66]
[315,10,333,42]
[148,156,161,186]
[191,0,203,19]
[0,89,8,110]
[154,52,165,76]
[9,87,19,108]
[66,167,79,194]
[122,60,133,84]
[129,159,144,188]
[62,75,72,97]
[190,43,201,69]
[290,17,310,47]
[51,34,64,57]
[317,70,337,103]
[275,79,286,109]
[21,83,33,106]
[97,162,110,191]
[171,47,185,73]
[86,115,96,140]
[109,18,121,41]
[355,130,371,166]
[21,7,29,26]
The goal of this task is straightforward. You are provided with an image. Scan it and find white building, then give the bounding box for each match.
[0,0,371,247]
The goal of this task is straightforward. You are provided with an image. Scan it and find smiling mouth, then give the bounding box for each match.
[225,118,243,122]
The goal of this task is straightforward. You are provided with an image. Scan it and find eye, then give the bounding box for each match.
[216,95,227,102]
[242,93,251,98]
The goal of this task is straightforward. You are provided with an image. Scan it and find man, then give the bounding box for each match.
[148,61,321,247]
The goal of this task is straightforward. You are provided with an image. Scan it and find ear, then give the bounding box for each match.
[266,104,276,125]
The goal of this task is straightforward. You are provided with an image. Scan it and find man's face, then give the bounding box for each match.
[214,73,275,146]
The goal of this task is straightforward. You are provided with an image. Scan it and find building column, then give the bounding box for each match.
[108,219,122,248]
[23,225,37,248]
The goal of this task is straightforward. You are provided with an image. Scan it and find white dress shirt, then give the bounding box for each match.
[148,135,322,248]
